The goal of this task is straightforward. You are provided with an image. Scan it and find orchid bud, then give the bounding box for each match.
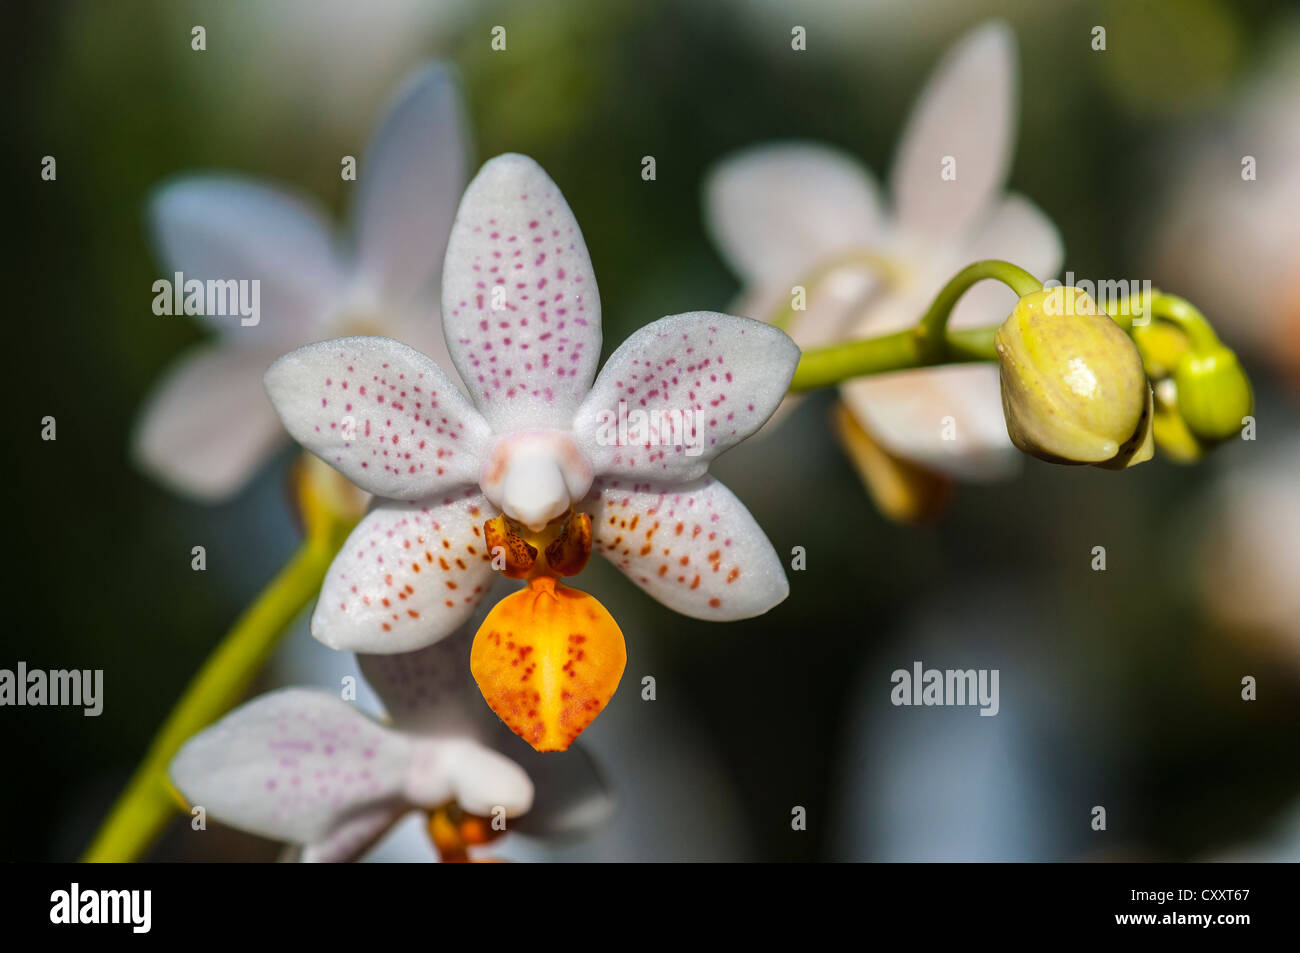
[995,287,1150,467]
[1131,320,1190,379]
[1171,346,1253,443]
[1096,384,1155,470]
[1150,378,1205,464]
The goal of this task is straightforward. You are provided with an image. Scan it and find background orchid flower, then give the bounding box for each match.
[132,64,469,501]
[264,152,797,749]
[170,627,612,862]
[705,22,1063,520]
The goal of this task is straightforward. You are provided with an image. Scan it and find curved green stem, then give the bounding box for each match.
[81,525,346,862]
[789,326,998,392]
[915,259,1041,348]
[1147,293,1221,353]
[789,260,1040,393]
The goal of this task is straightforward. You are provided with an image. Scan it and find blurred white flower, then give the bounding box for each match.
[1148,24,1300,380]
[705,22,1062,520]
[1198,436,1300,672]
[171,627,611,862]
[133,64,469,500]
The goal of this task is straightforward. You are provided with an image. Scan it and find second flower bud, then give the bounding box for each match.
[995,287,1152,469]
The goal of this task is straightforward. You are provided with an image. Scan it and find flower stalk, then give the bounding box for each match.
[82,468,357,863]
[788,259,1042,392]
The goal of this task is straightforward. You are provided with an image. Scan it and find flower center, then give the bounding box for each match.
[426,802,506,863]
[479,431,593,533]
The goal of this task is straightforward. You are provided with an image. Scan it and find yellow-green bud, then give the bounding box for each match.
[1171,347,1253,443]
[995,287,1150,466]
[1097,385,1155,470]
[1131,320,1190,379]
[1150,378,1205,464]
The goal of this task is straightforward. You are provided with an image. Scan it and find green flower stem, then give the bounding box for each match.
[788,260,1040,393]
[1147,293,1221,353]
[81,523,348,863]
[915,259,1042,345]
[788,326,999,392]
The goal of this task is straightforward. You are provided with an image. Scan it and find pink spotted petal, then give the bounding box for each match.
[585,475,789,620]
[298,806,405,863]
[573,313,800,482]
[440,154,602,430]
[169,689,411,847]
[265,336,491,500]
[313,491,495,654]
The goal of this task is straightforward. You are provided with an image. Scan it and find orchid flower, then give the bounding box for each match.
[262,153,798,751]
[170,627,612,862]
[133,64,468,501]
[705,22,1063,520]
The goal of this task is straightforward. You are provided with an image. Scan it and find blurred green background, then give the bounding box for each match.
[6,0,1300,861]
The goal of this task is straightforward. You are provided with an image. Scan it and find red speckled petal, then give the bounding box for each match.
[441,154,602,430]
[265,335,491,500]
[585,475,789,620]
[314,491,496,654]
[169,689,410,847]
[573,312,799,481]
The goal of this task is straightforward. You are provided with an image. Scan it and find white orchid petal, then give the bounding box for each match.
[264,336,491,500]
[298,806,404,863]
[586,475,788,620]
[149,175,342,341]
[132,344,286,501]
[440,740,535,819]
[890,22,1016,243]
[573,313,800,482]
[949,193,1064,330]
[732,275,883,353]
[840,363,1020,481]
[353,64,469,304]
[169,689,410,846]
[704,142,884,284]
[313,493,495,654]
[441,154,602,430]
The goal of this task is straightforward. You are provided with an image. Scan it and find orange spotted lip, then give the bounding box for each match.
[471,577,626,752]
